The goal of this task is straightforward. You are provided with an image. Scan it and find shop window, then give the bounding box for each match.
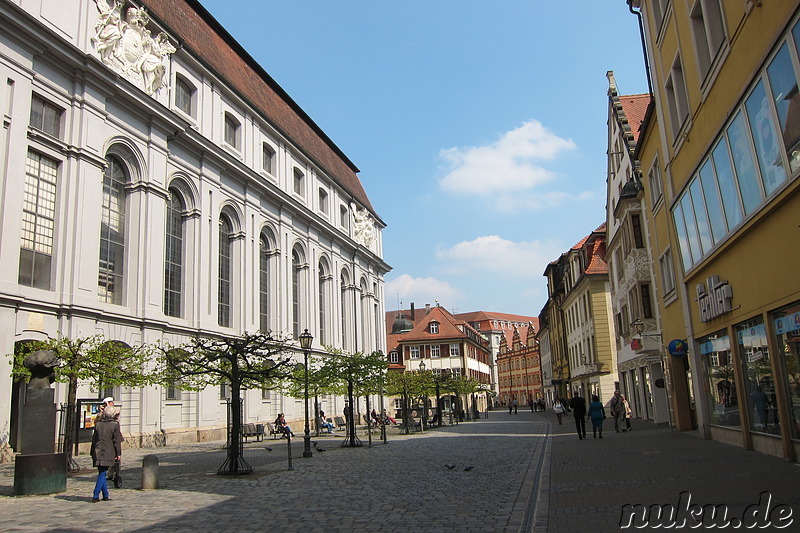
[735,316,780,436]
[771,301,800,439]
[700,330,738,427]
[767,41,800,174]
[745,80,787,196]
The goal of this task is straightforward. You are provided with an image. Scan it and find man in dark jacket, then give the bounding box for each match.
[569,391,587,440]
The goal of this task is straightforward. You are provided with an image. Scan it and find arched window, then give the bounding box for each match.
[164,189,184,317]
[291,249,306,339]
[99,155,128,304]
[218,215,232,327]
[259,233,270,332]
[318,259,330,344]
[340,270,350,349]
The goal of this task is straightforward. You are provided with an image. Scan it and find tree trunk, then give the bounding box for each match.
[62,377,79,470]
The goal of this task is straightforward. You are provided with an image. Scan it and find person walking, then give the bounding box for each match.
[569,391,587,440]
[622,394,632,431]
[609,390,625,433]
[553,399,565,425]
[512,398,518,414]
[90,406,124,502]
[588,394,606,439]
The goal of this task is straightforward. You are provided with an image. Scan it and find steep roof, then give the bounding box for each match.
[619,94,650,144]
[140,0,376,216]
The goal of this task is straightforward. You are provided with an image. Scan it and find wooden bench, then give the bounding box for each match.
[242,422,264,442]
[333,416,347,430]
[266,422,284,440]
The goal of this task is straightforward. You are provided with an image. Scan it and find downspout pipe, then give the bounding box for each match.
[628,0,654,97]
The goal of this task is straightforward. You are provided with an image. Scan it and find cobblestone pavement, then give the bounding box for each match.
[0,414,547,533]
[2,411,799,532]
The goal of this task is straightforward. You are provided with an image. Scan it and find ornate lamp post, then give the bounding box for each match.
[418,360,426,432]
[299,329,314,459]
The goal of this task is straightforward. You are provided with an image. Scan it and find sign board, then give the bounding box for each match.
[696,275,733,322]
[668,339,688,358]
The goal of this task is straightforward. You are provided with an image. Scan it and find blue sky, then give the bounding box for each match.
[199,0,649,317]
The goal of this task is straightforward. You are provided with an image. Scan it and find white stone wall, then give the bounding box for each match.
[0,0,388,450]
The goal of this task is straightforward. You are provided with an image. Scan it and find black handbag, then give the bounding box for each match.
[108,458,122,488]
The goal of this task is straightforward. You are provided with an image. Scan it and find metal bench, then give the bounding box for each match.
[242,422,264,442]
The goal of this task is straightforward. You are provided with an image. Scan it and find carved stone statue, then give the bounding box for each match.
[23,350,59,390]
[91,1,176,95]
[352,206,375,249]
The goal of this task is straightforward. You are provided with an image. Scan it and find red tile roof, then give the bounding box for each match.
[619,94,650,144]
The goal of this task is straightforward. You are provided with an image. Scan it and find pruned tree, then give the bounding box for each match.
[156,331,297,475]
[11,334,151,470]
[322,348,386,446]
[278,357,337,436]
[386,369,427,435]
[449,375,485,421]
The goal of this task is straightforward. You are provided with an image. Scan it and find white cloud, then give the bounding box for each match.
[385,274,463,308]
[435,235,564,278]
[438,120,579,211]
[439,120,575,193]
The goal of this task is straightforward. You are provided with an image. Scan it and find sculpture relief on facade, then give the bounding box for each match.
[91,1,176,95]
[352,206,375,249]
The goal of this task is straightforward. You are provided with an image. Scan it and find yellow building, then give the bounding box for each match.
[631,0,800,460]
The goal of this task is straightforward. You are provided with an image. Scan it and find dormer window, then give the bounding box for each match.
[389,351,399,364]
[429,321,439,334]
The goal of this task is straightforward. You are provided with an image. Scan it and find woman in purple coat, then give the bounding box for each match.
[90,406,124,502]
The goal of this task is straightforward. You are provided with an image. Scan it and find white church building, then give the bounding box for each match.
[0,0,389,456]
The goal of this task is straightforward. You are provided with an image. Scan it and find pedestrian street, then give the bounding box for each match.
[1,410,799,532]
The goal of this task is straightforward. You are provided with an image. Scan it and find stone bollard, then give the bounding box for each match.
[141,454,159,490]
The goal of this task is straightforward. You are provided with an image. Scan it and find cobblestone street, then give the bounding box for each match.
[1,410,798,532]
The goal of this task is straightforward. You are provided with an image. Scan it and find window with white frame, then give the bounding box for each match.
[164,188,185,318]
[665,56,690,138]
[690,0,725,79]
[648,157,663,207]
[19,150,58,289]
[262,143,276,174]
[431,344,441,357]
[166,380,181,401]
[293,168,305,197]
[410,346,420,359]
[175,75,196,117]
[389,351,399,364]
[659,249,676,297]
[318,188,328,215]
[259,233,270,331]
[218,215,232,327]
[429,321,439,334]
[224,113,240,150]
[340,205,349,229]
[29,95,63,138]
[99,155,128,304]
[449,344,460,357]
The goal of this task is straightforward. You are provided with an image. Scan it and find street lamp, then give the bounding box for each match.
[299,328,313,459]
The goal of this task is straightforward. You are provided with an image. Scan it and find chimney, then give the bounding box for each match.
[425,303,431,314]
[410,303,415,321]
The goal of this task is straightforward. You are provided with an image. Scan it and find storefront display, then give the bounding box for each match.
[700,331,738,427]
[771,302,800,439]
[735,317,780,435]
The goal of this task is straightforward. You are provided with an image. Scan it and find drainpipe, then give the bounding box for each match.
[628,0,654,97]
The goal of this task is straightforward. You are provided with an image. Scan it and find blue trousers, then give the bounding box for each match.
[94,466,109,499]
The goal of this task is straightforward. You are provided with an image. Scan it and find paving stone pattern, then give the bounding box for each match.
[1,411,798,532]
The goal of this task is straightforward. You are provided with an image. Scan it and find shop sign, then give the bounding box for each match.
[668,339,688,358]
[696,275,733,322]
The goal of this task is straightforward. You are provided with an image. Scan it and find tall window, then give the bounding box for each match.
[99,155,127,304]
[30,95,62,138]
[218,216,232,327]
[293,168,305,197]
[19,151,58,289]
[340,205,349,229]
[292,249,301,338]
[691,0,725,78]
[659,249,676,297]
[631,214,644,248]
[175,76,195,117]
[319,188,328,215]
[224,113,240,150]
[648,157,663,207]
[259,234,270,332]
[665,56,690,137]
[341,273,348,348]
[164,189,184,317]
[262,143,275,174]
[318,262,329,344]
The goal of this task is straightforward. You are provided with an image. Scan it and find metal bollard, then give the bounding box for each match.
[141,454,159,490]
